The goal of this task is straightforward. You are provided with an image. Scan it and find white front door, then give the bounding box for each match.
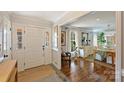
[13,24,51,71]
[24,27,45,69]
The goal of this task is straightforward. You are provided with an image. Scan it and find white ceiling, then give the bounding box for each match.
[65,11,115,32]
[11,11,68,23]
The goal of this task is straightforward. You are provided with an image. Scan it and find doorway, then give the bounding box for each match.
[24,27,45,69]
[12,24,51,72]
[60,11,118,82]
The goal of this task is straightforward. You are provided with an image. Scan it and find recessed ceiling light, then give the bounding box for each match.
[96,18,100,21]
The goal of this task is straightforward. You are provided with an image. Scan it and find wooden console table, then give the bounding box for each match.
[93,48,115,65]
[93,49,115,81]
[0,60,17,82]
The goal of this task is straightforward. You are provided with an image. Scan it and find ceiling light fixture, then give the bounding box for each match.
[96,18,100,21]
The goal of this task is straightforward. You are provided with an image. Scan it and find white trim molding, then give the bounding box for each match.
[115,11,122,82]
[122,69,124,77]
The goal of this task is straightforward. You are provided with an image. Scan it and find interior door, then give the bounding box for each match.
[24,26,44,69]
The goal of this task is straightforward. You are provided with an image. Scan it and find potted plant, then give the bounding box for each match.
[97,32,106,48]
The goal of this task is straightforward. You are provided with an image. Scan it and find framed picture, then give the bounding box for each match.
[81,32,88,45]
[61,31,66,46]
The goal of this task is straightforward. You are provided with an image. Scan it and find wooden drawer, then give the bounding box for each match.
[8,67,17,82]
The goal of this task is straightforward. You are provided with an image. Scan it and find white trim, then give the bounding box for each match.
[115,11,122,82]
[56,11,90,25]
[52,48,58,51]
[11,14,53,27]
[122,69,124,77]
[55,12,69,23]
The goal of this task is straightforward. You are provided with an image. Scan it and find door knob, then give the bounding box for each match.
[4,54,8,58]
[42,45,45,50]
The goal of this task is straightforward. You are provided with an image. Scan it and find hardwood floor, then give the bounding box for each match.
[61,57,115,82]
[18,58,115,82]
[18,65,55,82]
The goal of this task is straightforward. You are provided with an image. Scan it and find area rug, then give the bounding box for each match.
[85,55,94,62]
[79,73,105,82]
[34,64,70,82]
[35,73,64,82]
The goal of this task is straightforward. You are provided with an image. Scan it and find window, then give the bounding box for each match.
[53,26,58,49]
[17,29,23,49]
[71,32,76,51]
[93,33,98,47]
[3,25,7,51]
[0,29,2,53]
[45,32,49,47]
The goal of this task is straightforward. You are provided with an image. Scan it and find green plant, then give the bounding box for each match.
[97,32,106,46]
[71,41,76,51]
